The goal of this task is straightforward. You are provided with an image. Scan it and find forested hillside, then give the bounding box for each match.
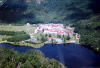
[0,0,92,24]
[0,47,66,68]
[0,0,100,51]
[74,15,100,51]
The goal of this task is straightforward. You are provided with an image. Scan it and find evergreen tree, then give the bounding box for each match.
[45,34,48,37]
[64,37,66,43]
[57,34,59,38]
[49,34,51,37]
[59,34,61,38]
[37,37,39,41]
[2,38,5,41]
[41,37,47,43]
[42,29,44,33]
[66,34,70,40]
[51,39,53,43]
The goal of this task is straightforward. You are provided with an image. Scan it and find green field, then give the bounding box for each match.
[0,25,37,43]
[0,25,44,48]
[0,25,36,34]
[10,42,44,48]
[33,33,57,39]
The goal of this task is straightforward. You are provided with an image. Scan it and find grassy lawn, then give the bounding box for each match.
[10,42,44,48]
[33,33,42,39]
[0,25,37,34]
[51,34,57,38]
[33,33,57,38]
[0,35,12,42]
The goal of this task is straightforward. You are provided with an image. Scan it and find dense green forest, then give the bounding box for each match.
[0,0,93,24]
[0,0,100,51]
[7,34,30,42]
[0,30,26,36]
[0,47,66,68]
[74,15,100,51]
[0,0,99,24]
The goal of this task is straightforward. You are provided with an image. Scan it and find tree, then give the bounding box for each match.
[51,39,53,43]
[64,25,66,29]
[37,37,39,41]
[59,34,61,38]
[66,35,70,40]
[21,61,32,68]
[64,37,66,43]
[45,34,48,37]
[42,29,44,33]
[7,34,30,42]
[41,37,47,43]
[0,30,26,36]
[40,33,42,36]
[62,35,65,39]
[57,34,59,38]
[2,38,5,41]
[49,34,51,37]
[63,35,65,38]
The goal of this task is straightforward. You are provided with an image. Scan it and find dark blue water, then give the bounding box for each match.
[0,43,100,68]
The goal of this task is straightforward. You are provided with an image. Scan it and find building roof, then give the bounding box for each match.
[77,35,80,38]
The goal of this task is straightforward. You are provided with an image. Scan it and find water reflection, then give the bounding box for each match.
[0,43,100,67]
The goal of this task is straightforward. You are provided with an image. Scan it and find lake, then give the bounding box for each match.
[0,43,100,68]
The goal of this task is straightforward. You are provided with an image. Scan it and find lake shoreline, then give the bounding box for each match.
[0,42,99,53]
[0,41,80,48]
[0,43,100,67]
[1,41,99,53]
